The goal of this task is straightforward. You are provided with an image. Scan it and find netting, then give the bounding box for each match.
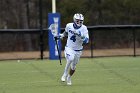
[0,26,140,60]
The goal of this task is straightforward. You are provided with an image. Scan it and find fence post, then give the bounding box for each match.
[90,31,94,58]
[133,29,136,57]
[39,0,44,59]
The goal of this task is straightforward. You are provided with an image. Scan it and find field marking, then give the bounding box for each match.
[77,67,140,75]
[0,67,139,74]
[0,70,60,74]
[0,80,51,86]
[93,60,138,86]
[0,78,90,86]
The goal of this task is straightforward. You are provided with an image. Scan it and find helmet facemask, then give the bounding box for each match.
[74,19,83,27]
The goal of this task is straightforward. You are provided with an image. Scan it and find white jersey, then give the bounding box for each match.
[65,23,89,51]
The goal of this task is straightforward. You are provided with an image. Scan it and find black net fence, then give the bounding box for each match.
[0,29,44,60]
[85,29,140,57]
[0,25,140,60]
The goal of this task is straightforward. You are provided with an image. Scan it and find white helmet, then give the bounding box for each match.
[73,13,84,28]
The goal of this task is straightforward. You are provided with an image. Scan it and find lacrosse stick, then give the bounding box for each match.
[48,24,62,65]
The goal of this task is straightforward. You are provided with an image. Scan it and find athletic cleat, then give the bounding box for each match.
[67,75,72,85]
[61,75,66,82]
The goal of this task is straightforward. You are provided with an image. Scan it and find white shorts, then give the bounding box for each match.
[64,47,82,69]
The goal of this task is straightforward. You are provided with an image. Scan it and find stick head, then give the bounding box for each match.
[48,24,58,37]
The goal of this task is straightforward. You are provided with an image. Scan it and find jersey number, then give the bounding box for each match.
[70,35,76,42]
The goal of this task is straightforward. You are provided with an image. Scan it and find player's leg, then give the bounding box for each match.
[61,47,75,82]
[61,59,71,82]
[70,51,82,76]
[67,51,82,85]
[66,65,76,85]
[66,57,77,85]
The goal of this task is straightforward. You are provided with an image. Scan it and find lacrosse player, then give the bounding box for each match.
[59,13,89,85]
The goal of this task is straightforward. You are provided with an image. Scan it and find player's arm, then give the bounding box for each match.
[82,32,89,44]
[59,31,68,39]
[81,27,89,44]
[59,24,69,39]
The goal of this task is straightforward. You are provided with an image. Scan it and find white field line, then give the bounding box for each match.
[0,67,139,74]
[0,80,51,86]
[78,67,140,72]
[0,70,60,74]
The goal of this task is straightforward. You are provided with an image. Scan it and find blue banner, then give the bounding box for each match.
[48,13,61,60]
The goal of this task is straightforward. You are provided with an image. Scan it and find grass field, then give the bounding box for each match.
[0,57,140,93]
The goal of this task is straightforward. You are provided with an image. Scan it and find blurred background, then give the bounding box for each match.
[0,0,140,60]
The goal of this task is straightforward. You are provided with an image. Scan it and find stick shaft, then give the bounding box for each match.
[54,37,62,65]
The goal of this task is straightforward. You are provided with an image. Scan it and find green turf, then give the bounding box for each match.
[0,57,140,93]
